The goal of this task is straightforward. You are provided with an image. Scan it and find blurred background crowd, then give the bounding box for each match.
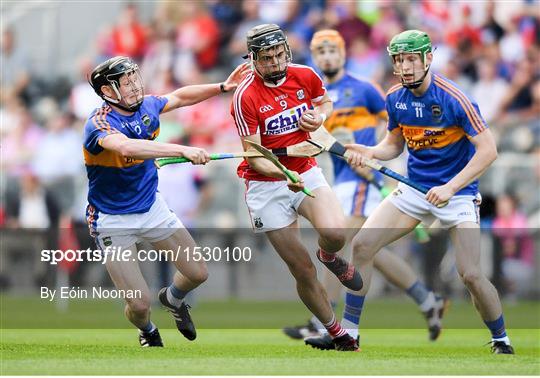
[1,0,538,301]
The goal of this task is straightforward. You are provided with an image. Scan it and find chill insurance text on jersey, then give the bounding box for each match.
[232,64,326,181]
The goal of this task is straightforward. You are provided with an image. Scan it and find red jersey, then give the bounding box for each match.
[231,64,327,181]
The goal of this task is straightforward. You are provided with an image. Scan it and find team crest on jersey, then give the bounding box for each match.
[431,104,443,122]
[296,89,305,100]
[142,114,151,126]
[102,236,112,247]
[254,217,263,229]
[264,103,308,135]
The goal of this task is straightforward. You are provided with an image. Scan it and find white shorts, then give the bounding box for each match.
[333,181,382,218]
[244,167,329,233]
[388,182,481,228]
[87,192,184,251]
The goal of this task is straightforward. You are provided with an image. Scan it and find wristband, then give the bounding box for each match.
[319,113,327,124]
[220,83,228,93]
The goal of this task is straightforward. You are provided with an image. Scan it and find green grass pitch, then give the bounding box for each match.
[1,297,539,375]
[1,329,539,375]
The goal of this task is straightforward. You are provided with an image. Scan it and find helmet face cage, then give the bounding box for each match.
[89,57,145,112]
[390,51,429,89]
[387,30,432,89]
[247,24,292,83]
[107,67,144,110]
[252,42,292,83]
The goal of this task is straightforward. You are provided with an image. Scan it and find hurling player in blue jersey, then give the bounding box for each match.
[287,30,447,350]
[84,56,249,347]
[346,30,513,354]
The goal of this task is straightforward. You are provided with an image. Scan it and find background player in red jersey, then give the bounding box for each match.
[231,24,361,351]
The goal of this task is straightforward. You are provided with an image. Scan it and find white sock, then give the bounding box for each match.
[493,336,511,345]
[419,291,436,312]
[340,318,359,340]
[166,287,184,307]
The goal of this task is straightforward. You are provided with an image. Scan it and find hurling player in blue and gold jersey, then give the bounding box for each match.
[346,30,513,354]
[288,30,447,350]
[84,56,249,347]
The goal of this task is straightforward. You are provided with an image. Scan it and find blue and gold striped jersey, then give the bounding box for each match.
[83,95,168,214]
[325,73,387,185]
[386,74,487,196]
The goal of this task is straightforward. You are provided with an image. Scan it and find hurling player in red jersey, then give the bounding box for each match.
[231,24,361,351]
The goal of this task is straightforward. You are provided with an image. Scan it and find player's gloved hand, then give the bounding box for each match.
[344,144,373,167]
[299,110,324,132]
[222,63,252,92]
[285,170,305,193]
[425,183,456,207]
[181,146,211,165]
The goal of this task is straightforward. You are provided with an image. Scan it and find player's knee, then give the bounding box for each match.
[188,266,209,285]
[459,269,483,288]
[352,237,377,260]
[319,228,346,250]
[127,298,151,316]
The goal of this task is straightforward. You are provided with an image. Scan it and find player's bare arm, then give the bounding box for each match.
[100,133,210,164]
[161,63,251,112]
[345,129,405,166]
[426,128,497,206]
[241,134,305,193]
[298,93,333,132]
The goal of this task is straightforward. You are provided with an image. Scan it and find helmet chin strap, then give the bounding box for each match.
[401,66,430,89]
[105,82,144,112]
[393,51,431,89]
[257,60,289,84]
[264,71,286,84]
[111,99,143,113]
[252,66,280,84]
